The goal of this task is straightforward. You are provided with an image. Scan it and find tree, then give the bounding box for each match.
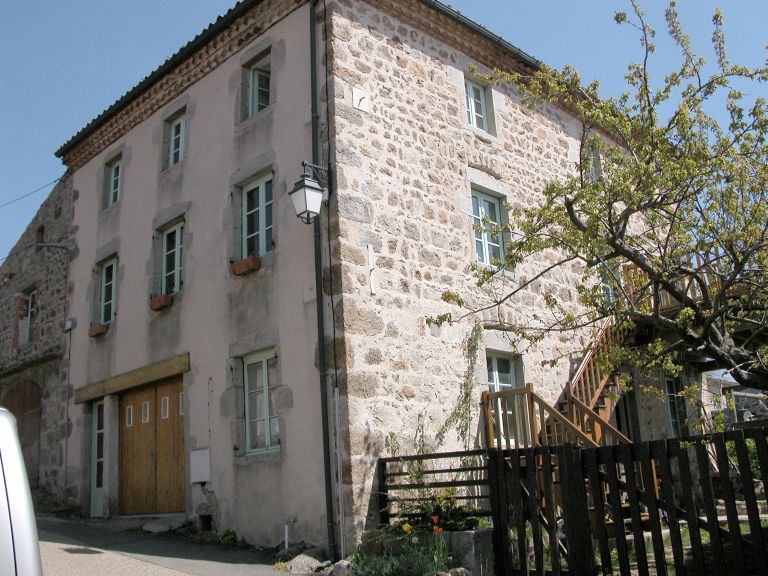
[442,2,768,389]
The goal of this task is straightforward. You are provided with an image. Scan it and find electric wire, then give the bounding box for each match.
[0,178,60,209]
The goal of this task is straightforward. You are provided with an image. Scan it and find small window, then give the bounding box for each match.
[17,289,37,347]
[161,396,170,419]
[141,401,150,424]
[242,175,274,258]
[125,405,134,427]
[247,52,271,118]
[584,146,602,184]
[99,257,118,324]
[179,392,184,416]
[165,111,186,168]
[486,353,526,443]
[666,377,687,438]
[465,79,489,132]
[162,222,184,294]
[35,225,45,248]
[243,349,280,452]
[105,156,122,207]
[472,189,504,266]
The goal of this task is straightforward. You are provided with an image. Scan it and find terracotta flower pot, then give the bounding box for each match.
[230,255,262,276]
[149,293,174,311]
[88,323,109,337]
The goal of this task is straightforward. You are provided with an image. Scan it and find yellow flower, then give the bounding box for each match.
[402,523,413,534]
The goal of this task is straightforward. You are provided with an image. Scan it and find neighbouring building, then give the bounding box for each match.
[0,174,74,504]
[10,0,714,556]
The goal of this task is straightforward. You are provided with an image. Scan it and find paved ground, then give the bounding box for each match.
[37,515,285,576]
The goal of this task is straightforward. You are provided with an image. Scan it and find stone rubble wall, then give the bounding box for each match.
[325,0,595,541]
[0,173,74,502]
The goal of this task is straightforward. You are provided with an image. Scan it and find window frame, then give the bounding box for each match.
[665,376,688,438]
[472,189,504,266]
[161,221,184,295]
[243,348,280,453]
[168,115,186,167]
[465,79,489,132]
[485,353,526,445]
[241,175,274,259]
[17,289,37,347]
[247,53,271,118]
[99,257,118,324]
[106,156,122,207]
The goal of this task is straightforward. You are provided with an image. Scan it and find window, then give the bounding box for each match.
[243,349,280,452]
[125,405,133,427]
[247,52,271,117]
[665,377,687,438]
[486,354,526,443]
[99,257,118,324]
[166,113,186,167]
[17,289,37,347]
[162,222,183,294]
[472,189,504,266]
[161,396,169,420]
[105,156,122,207]
[242,175,274,258]
[141,401,150,424]
[93,401,105,489]
[465,79,489,132]
[584,145,602,184]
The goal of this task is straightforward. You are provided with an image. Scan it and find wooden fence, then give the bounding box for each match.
[378,428,768,575]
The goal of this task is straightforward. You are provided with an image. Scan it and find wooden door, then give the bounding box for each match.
[119,378,184,514]
[0,381,41,487]
[155,379,184,513]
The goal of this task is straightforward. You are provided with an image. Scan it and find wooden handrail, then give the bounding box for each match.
[570,316,614,389]
[530,391,598,448]
[569,395,631,445]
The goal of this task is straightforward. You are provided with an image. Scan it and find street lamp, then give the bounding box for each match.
[289,162,328,224]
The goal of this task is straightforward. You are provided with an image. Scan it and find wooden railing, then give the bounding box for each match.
[482,385,598,450]
[568,316,627,413]
[568,395,631,446]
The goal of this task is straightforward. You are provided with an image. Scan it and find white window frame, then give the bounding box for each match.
[141,401,150,424]
[161,222,184,295]
[125,405,133,428]
[99,257,118,324]
[161,396,170,420]
[168,115,185,167]
[584,145,602,184]
[486,353,526,445]
[106,157,121,206]
[472,189,504,266]
[17,289,37,347]
[243,348,280,453]
[665,376,687,438]
[242,175,274,258]
[465,79,489,132]
[248,54,271,117]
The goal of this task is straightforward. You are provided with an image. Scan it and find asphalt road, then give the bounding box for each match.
[37,515,284,576]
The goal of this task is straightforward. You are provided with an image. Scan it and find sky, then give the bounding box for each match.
[0,0,766,262]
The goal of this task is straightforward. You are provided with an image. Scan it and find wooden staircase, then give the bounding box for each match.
[482,317,631,449]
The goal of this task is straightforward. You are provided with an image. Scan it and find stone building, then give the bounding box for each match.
[41,0,705,556]
[0,174,74,503]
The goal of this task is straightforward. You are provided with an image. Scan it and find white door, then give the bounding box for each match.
[90,400,105,517]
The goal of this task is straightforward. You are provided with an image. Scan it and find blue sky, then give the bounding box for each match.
[0,1,765,261]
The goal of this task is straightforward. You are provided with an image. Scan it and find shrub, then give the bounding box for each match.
[350,537,449,576]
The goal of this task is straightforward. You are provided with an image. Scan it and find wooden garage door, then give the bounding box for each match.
[0,381,41,488]
[119,378,184,514]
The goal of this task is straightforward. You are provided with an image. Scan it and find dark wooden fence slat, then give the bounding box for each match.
[524,448,544,575]
[602,446,631,575]
[713,433,747,574]
[377,459,390,527]
[487,450,512,576]
[617,443,649,576]
[636,443,667,576]
[584,448,613,575]
[671,441,705,575]
[541,447,561,576]
[561,445,595,576]
[744,428,768,502]
[693,440,727,575]
[732,429,768,570]
[652,439,686,576]
[510,450,528,574]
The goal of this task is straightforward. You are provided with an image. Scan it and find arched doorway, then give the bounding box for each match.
[0,380,42,487]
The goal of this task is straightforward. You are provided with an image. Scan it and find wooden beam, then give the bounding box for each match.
[74,353,190,403]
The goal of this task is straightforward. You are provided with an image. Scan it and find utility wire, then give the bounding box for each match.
[0,177,60,209]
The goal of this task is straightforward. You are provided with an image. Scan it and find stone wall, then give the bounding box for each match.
[325,0,594,541]
[0,173,74,502]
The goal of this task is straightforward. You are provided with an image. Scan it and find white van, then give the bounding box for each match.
[0,406,42,575]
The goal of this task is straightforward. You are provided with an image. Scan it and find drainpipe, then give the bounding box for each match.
[310,0,338,561]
